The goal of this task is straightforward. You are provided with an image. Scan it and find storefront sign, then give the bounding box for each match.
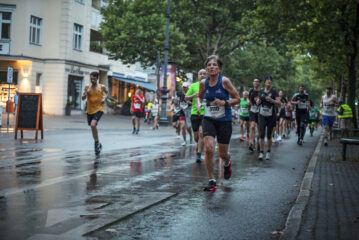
[65,65,90,75]
[0,43,10,55]
[7,67,13,84]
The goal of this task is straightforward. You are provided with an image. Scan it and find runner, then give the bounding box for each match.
[197,55,241,192]
[239,91,250,141]
[291,85,310,145]
[257,75,281,160]
[248,78,261,152]
[185,69,207,162]
[171,92,187,145]
[151,98,160,130]
[277,91,288,141]
[181,82,193,144]
[308,104,319,136]
[81,72,108,155]
[320,87,338,146]
[131,89,145,134]
[284,101,292,137]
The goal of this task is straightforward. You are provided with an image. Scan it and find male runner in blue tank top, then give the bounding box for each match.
[197,55,241,192]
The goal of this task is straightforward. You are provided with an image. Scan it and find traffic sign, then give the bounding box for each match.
[7,67,13,84]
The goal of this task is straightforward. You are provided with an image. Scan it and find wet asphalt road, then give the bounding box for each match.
[0,126,320,240]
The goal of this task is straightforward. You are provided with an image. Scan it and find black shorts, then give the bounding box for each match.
[240,116,249,122]
[202,117,232,144]
[131,111,143,118]
[191,115,203,132]
[258,114,276,139]
[87,111,103,126]
[249,111,259,123]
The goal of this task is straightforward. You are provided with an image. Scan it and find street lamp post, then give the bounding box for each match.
[159,0,171,125]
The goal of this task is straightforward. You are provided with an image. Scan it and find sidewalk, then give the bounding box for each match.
[298,137,359,239]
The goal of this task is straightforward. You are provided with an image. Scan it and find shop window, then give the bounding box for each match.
[29,15,42,45]
[0,11,11,40]
[73,23,83,51]
[67,75,83,110]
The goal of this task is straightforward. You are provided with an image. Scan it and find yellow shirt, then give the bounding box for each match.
[86,85,104,114]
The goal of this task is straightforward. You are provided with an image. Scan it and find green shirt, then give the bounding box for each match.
[239,98,249,117]
[186,81,204,115]
[309,107,319,120]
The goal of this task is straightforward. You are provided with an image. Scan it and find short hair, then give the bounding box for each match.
[338,100,343,105]
[326,86,332,90]
[90,72,99,78]
[264,75,273,81]
[299,85,305,88]
[254,78,262,82]
[204,55,223,70]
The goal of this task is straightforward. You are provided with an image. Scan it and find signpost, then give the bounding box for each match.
[7,67,13,126]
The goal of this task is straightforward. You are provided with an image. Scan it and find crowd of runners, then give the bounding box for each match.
[82,55,353,192]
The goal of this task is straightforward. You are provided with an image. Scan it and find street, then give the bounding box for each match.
[0,115,321,240]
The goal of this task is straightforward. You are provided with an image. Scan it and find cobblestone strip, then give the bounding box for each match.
[280,134,323,240]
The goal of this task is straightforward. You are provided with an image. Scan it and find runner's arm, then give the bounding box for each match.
[196,80,205,115]
[82,85,89,100]
[222,77,241,106]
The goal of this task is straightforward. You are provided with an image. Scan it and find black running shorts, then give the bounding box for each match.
[249,111,259,123]
[202,117,232,144]
[191,115,203,132]
[131,111,143,118]
[240,116,249,122]
[258,115,276,139]
[87,111,103,126]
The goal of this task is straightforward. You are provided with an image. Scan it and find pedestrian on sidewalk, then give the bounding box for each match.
[197,55,241,192]
[13,91,19,114]
[320,87,338,146]
[131,89,145,134]
[82,72,108,155]
[337,100,353,138]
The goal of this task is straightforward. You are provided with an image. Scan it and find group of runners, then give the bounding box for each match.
[82,55,342,192]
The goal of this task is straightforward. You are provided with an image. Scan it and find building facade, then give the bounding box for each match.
[0,0,154,115]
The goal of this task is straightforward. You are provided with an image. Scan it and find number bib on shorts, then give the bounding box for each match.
[204,102,225,119]
[180,102,188,110]
[259,105,273,117]
[298,101,307,109]
[250,105,259,113]
[240,107,249,115]
[134,103,141,110]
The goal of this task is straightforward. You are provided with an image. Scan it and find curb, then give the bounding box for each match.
[280,134,323,240]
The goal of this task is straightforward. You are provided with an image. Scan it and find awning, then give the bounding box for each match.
[113,76,156,91]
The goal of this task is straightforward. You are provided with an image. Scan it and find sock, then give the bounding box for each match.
[267,150,271,153]
[209,179,216,183]
[260,151,264,153]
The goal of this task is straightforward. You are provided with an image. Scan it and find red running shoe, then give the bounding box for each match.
[203,180,217,192]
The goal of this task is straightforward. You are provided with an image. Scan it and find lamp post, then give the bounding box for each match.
[158,0,171,125]
[156,50,161,101]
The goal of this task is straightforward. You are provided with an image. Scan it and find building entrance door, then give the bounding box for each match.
[67,75,83,110]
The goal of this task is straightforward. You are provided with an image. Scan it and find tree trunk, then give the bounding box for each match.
[347,58,357,128]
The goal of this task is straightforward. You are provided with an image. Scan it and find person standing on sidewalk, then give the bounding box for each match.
[248,78,262,152]
[131,89,145,134]
[197,55,241,192]
[320,87,338,146]
[82,72,108,155]
[337,100,353,138]
[185,69,207,162]
[13,91,19,114]
[257,75,281,160]
[239,91,250,141]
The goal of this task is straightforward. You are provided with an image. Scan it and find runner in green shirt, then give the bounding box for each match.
[239,91,250,141]
[185,69,206,162]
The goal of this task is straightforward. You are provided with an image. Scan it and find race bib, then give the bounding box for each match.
[324,104,334,114]
[180,102,188,110]
[298,101,307,109]
[259,105,273,117]
[240,107,249,114]
[309,111,317,119]
[250,105,259,113]
[174,106,181,114]
[134,103,141,110]
[204,102,225,119]
[152,106,159,115]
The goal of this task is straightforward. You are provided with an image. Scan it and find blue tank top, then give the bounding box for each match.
[204,75,232,121]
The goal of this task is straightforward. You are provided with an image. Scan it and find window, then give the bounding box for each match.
[29,15,42,45]
[75,0,85,4]
[0,11,11,40]
[36,73,42,86]
[73,23,83,50]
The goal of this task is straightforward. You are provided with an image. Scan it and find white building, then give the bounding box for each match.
[0,0,154,115]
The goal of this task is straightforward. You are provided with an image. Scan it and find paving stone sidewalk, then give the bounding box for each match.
[298,138,359,240]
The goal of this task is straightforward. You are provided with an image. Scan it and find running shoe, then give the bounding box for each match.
[196,153,202,163]
[132,128,136,134]
[266,151,270,160]
[223,159,232,180]
[246,135,250,141]
[277,135,282,142]
[240,136,245,141]
[272,137,277,143]
[248,143,254,152]
[324,140,328,146]
[135,129,139,134]
[182,141,187,146]
[203,180,217,192]
[95,142,102,155]
[298,139,303,145]
[258,152,264,160]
